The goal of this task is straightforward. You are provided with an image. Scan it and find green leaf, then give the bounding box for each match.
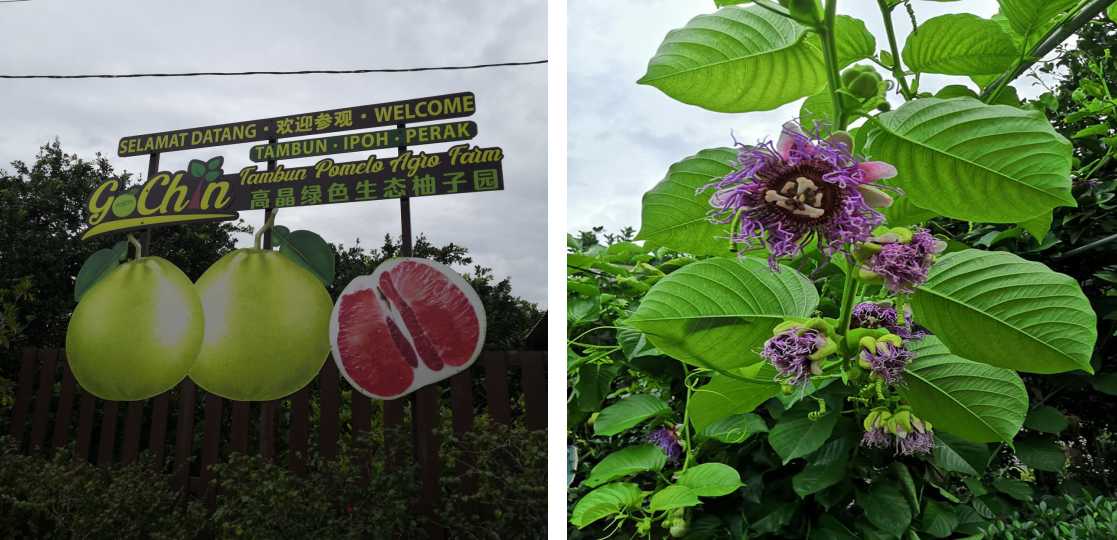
[932,432,991,476]
[921,500,959,538]
[649,484,701,512]
[616,328,660,360]
[998,0,1076,40]
[792,436,851,497]
[800,91,834,130]
[628,257,818,371]
[750,501,798,534]
[638,5,827,112]
[676,462,743,497]
[900,336,1027,443]
[902,14,1017,75]
[812,515,859,540]
[636,148,737,256]
[203,170,221,182]
[830,15,877,68]
[205,156,224,170]
[882,191,937,226]
[583,445,667,488]
[893,462,920,515]
[74,241,128,302]
[992,478,1033,501]
[573,363,620,413]
[768,399,839,464]
[1023,405,1068,434]
[569,482,644,529]
[279,230,335,286]
[188,159,206,178]
[858,482,913,537]
[865,97,1075,223]
[1090,372,1117,395]
[1109,2,1117,23]
[1014,435,1066,472]
[912,249,1096,374]
[1020,211,1052,241]
[594,394,670,436]
[270,225,291,247]
[1073,123,1111,139]
[700,412,768,443]
[689,362,780,432]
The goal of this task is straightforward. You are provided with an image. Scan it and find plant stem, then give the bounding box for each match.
[253,210,278,250]
[980,0,1114,101]
[819,0,847,130]
[126,233,143,260]
[877,0,914,99]
[681,370,696,473]
[837,254,858,338]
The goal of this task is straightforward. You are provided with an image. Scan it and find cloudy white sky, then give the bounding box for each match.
[0,0,547,306]
[568,0,1055,237]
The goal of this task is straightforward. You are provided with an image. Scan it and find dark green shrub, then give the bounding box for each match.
[985,495,1117,539]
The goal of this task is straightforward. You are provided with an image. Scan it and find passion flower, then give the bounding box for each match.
[857,334,913,386]
[861,407,934,455]
[705,121,895,269]
[648,426,684,463]
[850,301,928,341]
[762,320,838,386]
[859,228,946,293]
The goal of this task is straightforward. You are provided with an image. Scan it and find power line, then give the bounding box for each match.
[0,59,547,79]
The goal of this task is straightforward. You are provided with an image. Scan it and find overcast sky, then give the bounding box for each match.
[0,0,547,306]
[568,0,1055,237]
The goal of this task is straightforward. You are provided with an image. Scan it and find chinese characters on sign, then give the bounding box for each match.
[116,92,476,157]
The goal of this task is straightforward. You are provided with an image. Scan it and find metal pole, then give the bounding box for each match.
[397,123,412,257]
[141,152,159,256]
[262,137,278,249]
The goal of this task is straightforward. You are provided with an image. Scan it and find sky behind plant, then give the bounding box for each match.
[568,0,1055,238]
[0,0,547,306]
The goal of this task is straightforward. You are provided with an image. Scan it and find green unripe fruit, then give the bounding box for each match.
[189,249,333,401]
[841,66,883,100]
[66,257,203,400]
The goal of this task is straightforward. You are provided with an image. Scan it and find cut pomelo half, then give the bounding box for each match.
[330,258,486,399]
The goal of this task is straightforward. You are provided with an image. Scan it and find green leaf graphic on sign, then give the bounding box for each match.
[279,230,335,286]
[637,147,737,257]
[628,258,818,371]
[902,14,1016,75]
[583,444,667,488]
[270,225,291,247]
[593,394,670,436]
[900,336,1027,444]
[74,241,128,302]
[638,5,827,112]
[865,97,1075,223]
[912,249,1096,374]
[188,159,207,178]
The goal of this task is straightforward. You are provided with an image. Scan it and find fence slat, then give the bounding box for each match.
[319,361,340,460]
[415,385,442,539]
[51,358,77,449]
[28,349,58,450]
[173,380,196,491]
[75,390,95,462]
[231,401,249,455]
[520,351,547,431]
[484,352,512,425]
[97,401,119,466]
[121,400,144,463]
[259,401,277,461]
[352,393,370,435]
[288,387,309,474]
[383,398,404,467]
[8,349,37,446]
[148,392,170,469]
[450,369,477,502]
[201,393,224,505]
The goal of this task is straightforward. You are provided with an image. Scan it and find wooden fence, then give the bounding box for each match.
[4,348,546,537]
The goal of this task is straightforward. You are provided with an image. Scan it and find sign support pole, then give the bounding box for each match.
[141,152,159,256]
[397,123,412,257]
[262,137,279,250]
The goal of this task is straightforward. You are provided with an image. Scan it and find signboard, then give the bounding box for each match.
[117,92,476,157]
[83,144,503,240]
[248,120,476,162]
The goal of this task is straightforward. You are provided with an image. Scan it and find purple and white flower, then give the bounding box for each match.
[648,426,684,463]
[762,328,826,386]
[705,121,895,269]
[865,228,946,293]
[850,302,929,341]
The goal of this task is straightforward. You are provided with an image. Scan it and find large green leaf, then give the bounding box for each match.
[858,482,913,537]
[902,14,1017,75]
[676,463,744,497]
[865,97,1075,223]
[932,432,991,476]
[768,399,839,464]
[921,500,960,538]
[569,482,644,529]
[900,336,1027,444]
[793,436,851,497]
[636,147,737,256]
[689,362,779,432]
[829,15,877,68]
[998,0,1076,40]
[1023,405,1068,434]
[1014,435,1066,472]
[638,5,827,112]
[594,394,671,436]
[912,249,1096,374]
[583,445,667,488]
[628,258,818,371]
[700,412,769,443]
[649,485,701,512]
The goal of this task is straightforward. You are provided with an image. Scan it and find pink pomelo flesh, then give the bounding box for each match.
[331,258,486,399]
[335,289,414,397]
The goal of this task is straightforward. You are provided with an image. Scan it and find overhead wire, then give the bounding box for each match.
[0,60,548,79]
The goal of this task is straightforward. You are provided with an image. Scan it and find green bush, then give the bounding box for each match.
[0,437,207,539]
[985,495,1117,539]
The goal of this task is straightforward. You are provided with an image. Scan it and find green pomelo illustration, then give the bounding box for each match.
[65,257,203,400]
[189,249,333,401]
[111,193,137,218]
